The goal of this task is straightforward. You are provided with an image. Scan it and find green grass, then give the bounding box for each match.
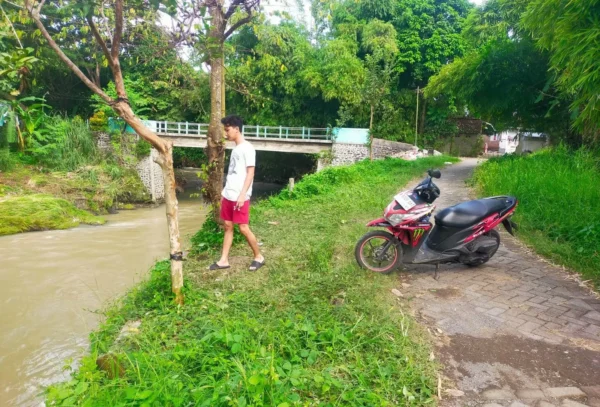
[472,146,600,286]
[0,194,105,235]
[47,156,459,406]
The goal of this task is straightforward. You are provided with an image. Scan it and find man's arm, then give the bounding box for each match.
[235,166,255,209]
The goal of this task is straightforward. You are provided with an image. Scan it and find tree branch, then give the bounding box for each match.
[224,0,244,20]
[0,3,23,48]
[224,14,253,39]
[86,15,114,68]
[35,0,46,14]
[24,0,113,104]
[112,0,123,61]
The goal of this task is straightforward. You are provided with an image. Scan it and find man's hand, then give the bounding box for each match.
[235,195,245,210]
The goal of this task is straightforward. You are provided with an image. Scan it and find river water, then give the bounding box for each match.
[0,179,281,406]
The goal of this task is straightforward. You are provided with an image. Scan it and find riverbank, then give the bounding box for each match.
[0,164,150,235]
[471,147,600,288]
[47,156,458,406]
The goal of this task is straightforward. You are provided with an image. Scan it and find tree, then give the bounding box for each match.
[425,0,572,138]
[523,0,600,144]
[22,0,185,304]
[359,19,398,158]
[170,0,259,223]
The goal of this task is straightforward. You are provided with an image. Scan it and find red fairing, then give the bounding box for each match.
[463,204,518,243]
[366,218,390,227]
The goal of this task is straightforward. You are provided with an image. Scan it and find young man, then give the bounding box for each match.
[209,115,265,271]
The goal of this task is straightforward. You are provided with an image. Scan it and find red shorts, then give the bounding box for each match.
[220,198,250,224]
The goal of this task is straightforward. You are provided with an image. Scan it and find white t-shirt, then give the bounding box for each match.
[222,141,256,201]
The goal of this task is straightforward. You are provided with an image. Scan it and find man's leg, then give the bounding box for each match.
[217,221,234,266]
[239,224,263,262]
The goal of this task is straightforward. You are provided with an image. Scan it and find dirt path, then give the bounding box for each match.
[396,158,600,407]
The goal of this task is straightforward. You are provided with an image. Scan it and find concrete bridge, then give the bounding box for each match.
[133,120,415,202]
[144,120,333,154]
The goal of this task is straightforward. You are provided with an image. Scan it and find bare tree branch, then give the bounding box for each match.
[224,14,253,39]
[112,0,123,61]
[35,0,46,14]
[99,3,112,39]
[24,0,112,104]
[86,15,115,68]
[0,3,23,48]
[224,0,244,20]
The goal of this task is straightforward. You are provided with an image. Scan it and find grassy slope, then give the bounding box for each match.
[472,147,600,287]
[0,164,149,236]
[47,157,458,407]
[0,194,105,235]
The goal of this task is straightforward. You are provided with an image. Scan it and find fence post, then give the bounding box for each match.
[186,122,188,134]
[256,125,259,137]
[279,126,282,138]
[288,178,295,192]
[307,128,311,139]
[302,127,305,139]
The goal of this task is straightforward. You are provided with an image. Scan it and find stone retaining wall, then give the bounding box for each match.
[136,148,164,202]
[331,143,369,166]
[371,138,414,158]
[330,139,416,167]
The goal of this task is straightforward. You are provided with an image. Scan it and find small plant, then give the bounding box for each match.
[89,110,109,131]
[134,139,151,158]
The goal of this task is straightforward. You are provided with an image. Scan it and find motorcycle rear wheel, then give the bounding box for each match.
[355,230,402,274]
[463,229,501,267]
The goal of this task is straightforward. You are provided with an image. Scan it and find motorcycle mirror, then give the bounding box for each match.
[428,169,441,179]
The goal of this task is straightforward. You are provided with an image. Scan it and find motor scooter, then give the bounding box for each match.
[354,169,518,276]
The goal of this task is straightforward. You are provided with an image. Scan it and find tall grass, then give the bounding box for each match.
[472,146,600,285]
[0,114,16,171]
[30,116,100,171]
[47,156,459,406]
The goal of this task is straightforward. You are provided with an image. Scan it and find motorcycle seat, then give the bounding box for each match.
[434,197,515,228]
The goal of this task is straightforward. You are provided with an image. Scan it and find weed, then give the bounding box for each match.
[472,146,600,286]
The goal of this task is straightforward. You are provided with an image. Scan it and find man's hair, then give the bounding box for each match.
[221,115,243,130]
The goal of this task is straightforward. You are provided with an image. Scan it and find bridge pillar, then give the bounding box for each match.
[316,157,328,172]
[136,148,165,202]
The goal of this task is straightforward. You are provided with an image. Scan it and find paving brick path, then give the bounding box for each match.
[395,158,600,407]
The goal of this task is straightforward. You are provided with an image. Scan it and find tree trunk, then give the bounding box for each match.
[419,97,427,136]
[113,101,184,305]
[155,144,184,306]
[205,6,226,224]
[369,104,374,161]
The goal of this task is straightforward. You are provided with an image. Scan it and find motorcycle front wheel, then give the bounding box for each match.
[355,230,402,274]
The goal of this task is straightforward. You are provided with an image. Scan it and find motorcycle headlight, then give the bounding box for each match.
[385,214,408,226]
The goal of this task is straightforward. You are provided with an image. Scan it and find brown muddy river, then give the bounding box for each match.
[0,181,281,406]
[0,199,206,406]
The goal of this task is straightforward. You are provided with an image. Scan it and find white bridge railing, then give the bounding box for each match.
[143,120,333,141]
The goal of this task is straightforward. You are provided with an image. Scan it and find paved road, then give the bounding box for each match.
[396,158,600,407]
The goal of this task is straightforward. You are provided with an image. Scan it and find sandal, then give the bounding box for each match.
[208,262,230,271]
[249,259,265,271]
